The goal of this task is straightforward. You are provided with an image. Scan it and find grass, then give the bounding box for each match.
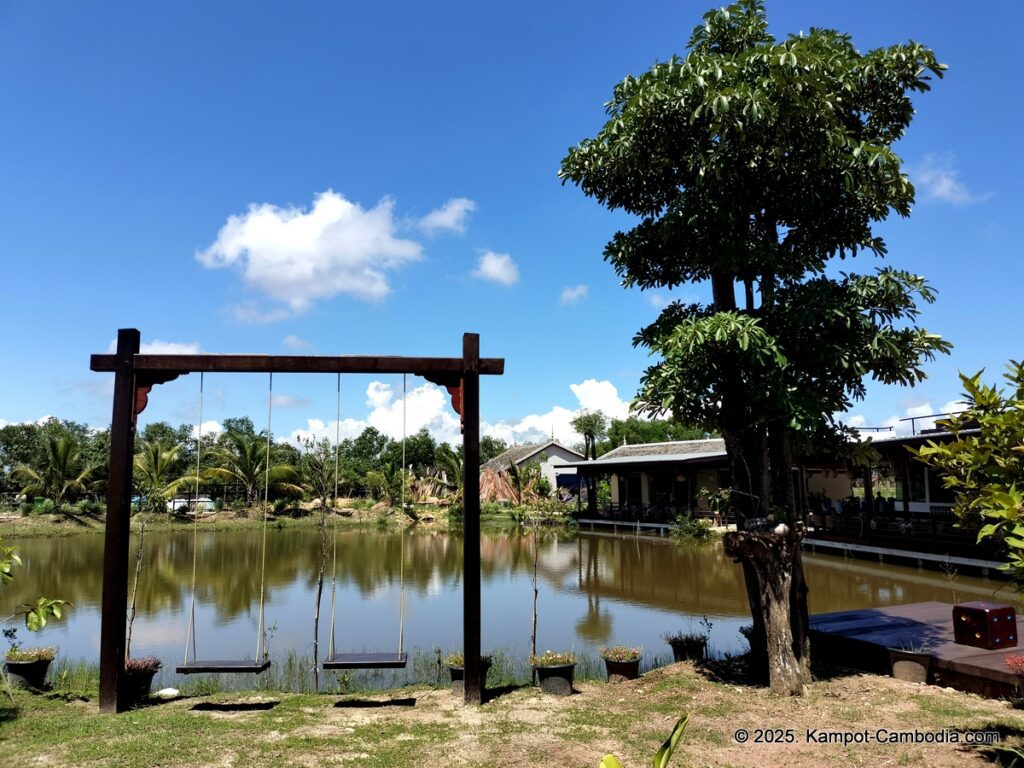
[3,659,1024,767]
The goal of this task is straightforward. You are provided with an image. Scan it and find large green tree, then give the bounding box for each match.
[12,434,100,509]
[561,0,949,694]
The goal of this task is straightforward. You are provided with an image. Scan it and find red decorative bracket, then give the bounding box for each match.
[134,371,184,416]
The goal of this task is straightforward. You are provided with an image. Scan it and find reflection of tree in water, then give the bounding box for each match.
[6,527,999,629]
[575,593,613,644]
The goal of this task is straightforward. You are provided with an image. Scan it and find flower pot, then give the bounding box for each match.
[668,638,706,663]
[603,657,641,683]
[123,667,159,703]
[533,663,575,696]
[4,658,52,689]
[448,657,492,696]
[889,649,932,684]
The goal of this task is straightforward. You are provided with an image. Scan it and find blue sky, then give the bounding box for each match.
[1,1,1020,447]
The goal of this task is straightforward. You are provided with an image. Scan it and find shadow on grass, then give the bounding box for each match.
[0,704,20,724]
[191,700,280,712]
[334,697,416,709]
[692,651,866,689]
[961,722,1024,765]
[483,683,531,704]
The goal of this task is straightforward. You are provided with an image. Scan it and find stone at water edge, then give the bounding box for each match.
[151,688,181,700]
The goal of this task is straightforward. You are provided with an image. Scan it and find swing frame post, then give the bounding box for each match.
[98,329,139,713]
[92,329,503,712]
[462,334,482,705]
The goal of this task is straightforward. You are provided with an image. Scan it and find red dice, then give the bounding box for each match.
[953,602,1018,650]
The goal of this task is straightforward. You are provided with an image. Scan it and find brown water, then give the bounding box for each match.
[2,526,1005,679]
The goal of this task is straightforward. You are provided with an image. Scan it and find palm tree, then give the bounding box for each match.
[133,440,189,514]
[13,435,99,509]
[205,430,302,506]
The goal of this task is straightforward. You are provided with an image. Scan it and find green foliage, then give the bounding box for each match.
[671,514,717,542]
[560,0,950,521]
[530,650,576,667]
[479,436,508,465]
[134,440,189,514]
[600,645,641,662]
[598,417,705,455]
[4,645,56,662]
[571,411,608,460]
[911,362,1024,585]
[205,430,303,505]
[12,434,100,509]
[600,715,689,768]
[21,597,69,632]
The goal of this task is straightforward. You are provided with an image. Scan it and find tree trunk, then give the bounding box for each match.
[723,530,809,695]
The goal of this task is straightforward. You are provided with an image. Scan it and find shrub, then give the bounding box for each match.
[124,656,162,674]
[671,513,716,542]
[600,645,642,662]
[530,650,575,667]
[5,646,56,662]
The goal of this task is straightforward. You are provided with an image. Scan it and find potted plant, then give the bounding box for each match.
[663,617,712,662]
[3,629,56,690]
[443,651,493,695]
[600,645,642,682]
[888,640,932,684]
[530,650,576,696]
[123,656,162,703]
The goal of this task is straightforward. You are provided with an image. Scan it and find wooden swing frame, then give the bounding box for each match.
[92,328,503,713]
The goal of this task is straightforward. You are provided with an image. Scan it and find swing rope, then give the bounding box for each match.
[328,373,341,659]
[323,373,409,670]
[179,372,273,674]
[183,372,204,666]
[398,373,406,656]
[255,372,273,663]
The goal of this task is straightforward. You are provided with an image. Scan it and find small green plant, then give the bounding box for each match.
[600,714,688,768]
[663,616,713,646]
[671,513,716,542]
[442,651,492,668]
[4,644,56,662]
[530,650,575,667]
[600,645,641,662]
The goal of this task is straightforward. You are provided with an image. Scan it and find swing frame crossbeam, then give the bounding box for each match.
[92,329,501,713]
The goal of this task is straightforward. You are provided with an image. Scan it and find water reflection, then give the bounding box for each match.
[2,527,1005,675]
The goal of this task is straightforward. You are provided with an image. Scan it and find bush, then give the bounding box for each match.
[672,513,716,542]
[76,499,103,516]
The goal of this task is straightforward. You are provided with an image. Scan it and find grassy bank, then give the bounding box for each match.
[0,502,577,541]
[2,659,1022,767]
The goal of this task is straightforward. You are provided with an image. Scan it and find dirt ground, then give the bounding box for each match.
[175,661,1024,768]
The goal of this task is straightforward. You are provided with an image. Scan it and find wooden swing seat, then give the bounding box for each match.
[323,652,408,670]
[175,659,272,675]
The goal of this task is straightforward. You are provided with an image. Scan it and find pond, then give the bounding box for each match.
[2,525,1003,686]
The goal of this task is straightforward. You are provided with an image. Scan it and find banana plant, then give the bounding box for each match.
[600,715,688,768]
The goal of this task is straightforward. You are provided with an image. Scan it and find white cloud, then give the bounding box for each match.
[197,190,424,315]
[282,334,312,351]
[569,379,631,420]
[285,377,633,450]
[106,339,202,355]
[485,379,632,446]
[418,197,476,234]
[913,154,990,205]
[560,285,588,305]
[647,293,670,310]
[472,251,519,286]
[366,382,394,409]
[289,381,462,447]
[190,420,223,440]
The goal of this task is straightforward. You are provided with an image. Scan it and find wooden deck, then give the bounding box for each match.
[810,601,1023,698]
